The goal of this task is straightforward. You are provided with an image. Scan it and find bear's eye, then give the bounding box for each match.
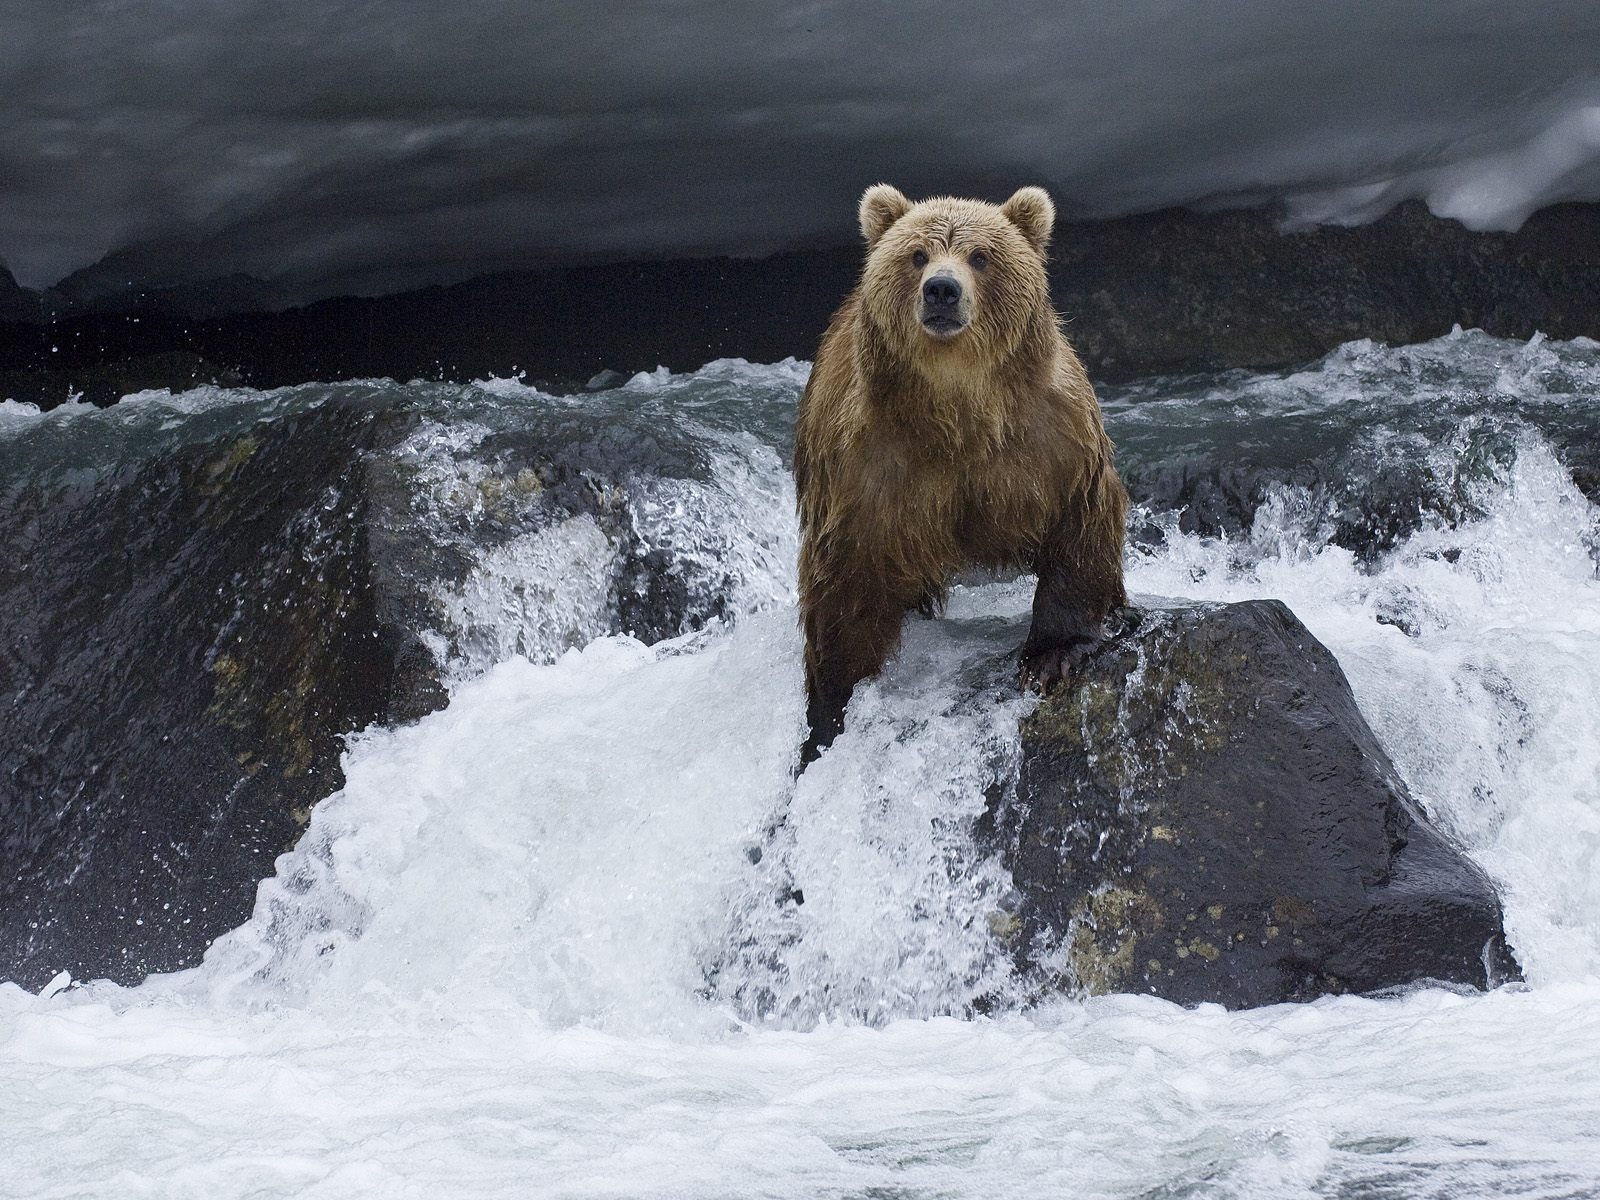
[911,250,928,270]
[969,250,990,272]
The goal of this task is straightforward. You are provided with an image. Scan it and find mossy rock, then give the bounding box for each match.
[995,600,1520,1008]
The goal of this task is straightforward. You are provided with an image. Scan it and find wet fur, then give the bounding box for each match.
[796,186,1128,764]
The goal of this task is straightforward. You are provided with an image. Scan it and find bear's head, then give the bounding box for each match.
[856,184,1056,372]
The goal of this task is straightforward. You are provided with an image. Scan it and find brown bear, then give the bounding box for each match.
[795,183,1128,764]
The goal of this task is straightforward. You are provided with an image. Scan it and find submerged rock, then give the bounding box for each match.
[993,600,1520,1008]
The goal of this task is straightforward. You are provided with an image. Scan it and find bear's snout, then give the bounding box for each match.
[923,274,962,308]
[920,271,968,336]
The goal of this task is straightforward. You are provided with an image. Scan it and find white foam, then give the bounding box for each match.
[435,515,623,681]
[5,973,1599,1196]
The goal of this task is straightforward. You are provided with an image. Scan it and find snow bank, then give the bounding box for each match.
[2,1,1598,297]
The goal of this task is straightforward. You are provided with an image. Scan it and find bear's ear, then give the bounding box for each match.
[1000,186,1056,251]
[859,184,912,246]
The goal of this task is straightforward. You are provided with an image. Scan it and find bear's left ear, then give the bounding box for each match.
[1000,186,1056,251]
[859,184,912,247]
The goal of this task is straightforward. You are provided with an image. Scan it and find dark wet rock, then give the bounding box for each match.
[1119,458,1459,563]
[1054,201,1600,379]
[991,600,1520,1008]
[1115,401,1589,562]
[1,400,408,988]
[1121,461,1315,542]
[0,395,765,988]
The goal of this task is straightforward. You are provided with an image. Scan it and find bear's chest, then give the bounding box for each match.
[850,438,1051,573]
[954,471,1053,566]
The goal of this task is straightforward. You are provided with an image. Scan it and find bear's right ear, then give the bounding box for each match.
[859,184,912,247]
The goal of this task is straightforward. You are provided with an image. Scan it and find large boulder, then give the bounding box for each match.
[2,400,406,990]
[992,599,1520,1008]
[0,390,770,988]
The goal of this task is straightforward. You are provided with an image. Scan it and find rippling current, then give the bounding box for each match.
[2,329,1599,1198]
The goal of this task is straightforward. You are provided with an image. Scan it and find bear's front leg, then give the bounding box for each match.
[1019,501,1128,693]
[800,589,907,766]
[1018,577,1100,692]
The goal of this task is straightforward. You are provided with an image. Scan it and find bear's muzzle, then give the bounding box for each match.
[919,270,968,337]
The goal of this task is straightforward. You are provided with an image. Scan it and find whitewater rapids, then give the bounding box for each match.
[2,330,1599,1197]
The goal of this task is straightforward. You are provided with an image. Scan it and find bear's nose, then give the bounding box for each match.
[922,274,962,309]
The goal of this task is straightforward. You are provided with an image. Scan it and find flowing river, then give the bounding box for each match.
[2,329,1598,1198]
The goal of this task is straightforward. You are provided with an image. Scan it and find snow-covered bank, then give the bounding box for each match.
[3,2,1599,296]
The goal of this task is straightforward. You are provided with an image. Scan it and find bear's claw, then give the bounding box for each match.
[1017,644,1072,694]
